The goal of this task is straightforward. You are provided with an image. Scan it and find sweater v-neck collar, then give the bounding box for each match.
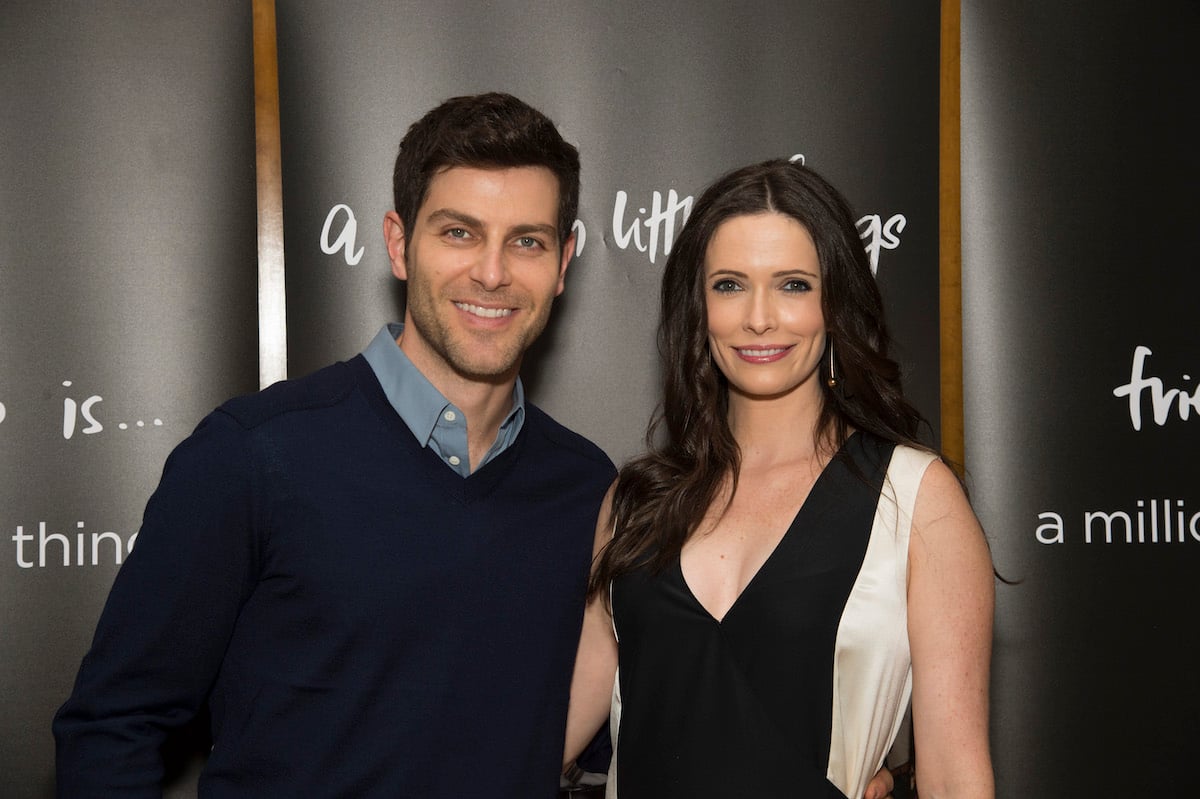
[351,354,526,505]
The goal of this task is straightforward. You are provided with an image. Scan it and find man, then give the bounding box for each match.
[55,92,614,798]
[55,92,896,799]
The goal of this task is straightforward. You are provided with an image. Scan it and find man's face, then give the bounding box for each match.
[385,166,572,390]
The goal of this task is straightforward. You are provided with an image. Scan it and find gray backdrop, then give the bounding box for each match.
[1,2,258,795]
[963,1,1199,794]
[276,0,942,465]
[2,2,938,795]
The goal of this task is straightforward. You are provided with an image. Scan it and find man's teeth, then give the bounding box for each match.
[738,347,787,356]
[455,302,513,318]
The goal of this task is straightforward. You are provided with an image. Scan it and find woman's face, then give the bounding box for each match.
[704,212,826,404]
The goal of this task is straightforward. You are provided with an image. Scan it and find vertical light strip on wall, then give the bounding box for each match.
[939,0,964,473]
[253,0,287,387]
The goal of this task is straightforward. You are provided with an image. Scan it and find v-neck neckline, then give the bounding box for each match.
[677,432,857,624]
[356,353,524,505]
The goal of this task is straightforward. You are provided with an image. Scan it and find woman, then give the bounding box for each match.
[564,160,994,798]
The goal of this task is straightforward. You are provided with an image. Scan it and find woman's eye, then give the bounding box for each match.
[783,279,811,292]
[712,279,741,293]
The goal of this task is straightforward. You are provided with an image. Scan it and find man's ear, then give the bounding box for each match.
[555,230,576,296]
[384,211,408,280]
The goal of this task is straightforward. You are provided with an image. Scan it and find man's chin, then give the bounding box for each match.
[448,352,523,385]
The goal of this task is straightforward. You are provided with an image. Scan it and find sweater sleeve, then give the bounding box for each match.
[53,410,263,796]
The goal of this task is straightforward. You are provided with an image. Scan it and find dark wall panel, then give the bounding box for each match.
[0,3,258,795]
[962,2,1199,794]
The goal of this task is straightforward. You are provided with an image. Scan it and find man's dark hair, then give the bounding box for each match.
[392,92,580,251]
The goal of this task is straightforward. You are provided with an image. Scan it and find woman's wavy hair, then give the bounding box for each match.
[589,159,930,595]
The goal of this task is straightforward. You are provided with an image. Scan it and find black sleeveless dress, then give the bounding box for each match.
[609,433,903,799]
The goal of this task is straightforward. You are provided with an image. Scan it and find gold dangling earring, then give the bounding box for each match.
[826,339,838,388]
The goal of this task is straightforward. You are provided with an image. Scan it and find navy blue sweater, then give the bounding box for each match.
[54,356,616,798]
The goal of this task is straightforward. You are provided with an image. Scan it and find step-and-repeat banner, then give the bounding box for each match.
[963,1,1197,794]
[275,0,941,466]
[2,2,938,795]
[1,3,258,796]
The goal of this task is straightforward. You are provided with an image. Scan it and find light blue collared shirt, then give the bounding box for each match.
[362,323,526,477]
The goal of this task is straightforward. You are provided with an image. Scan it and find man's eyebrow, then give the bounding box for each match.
[425,208,483,229]
[426,210,559,243]
[510,223,560,243]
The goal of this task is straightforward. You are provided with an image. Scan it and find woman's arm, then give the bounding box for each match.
[907,460,995,798]
[563,484,620,769]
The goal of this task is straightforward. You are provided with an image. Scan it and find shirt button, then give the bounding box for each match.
[448,455,461,466]
[443,410,457,422]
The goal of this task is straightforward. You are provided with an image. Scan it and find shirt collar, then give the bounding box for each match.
[362,322,525,450]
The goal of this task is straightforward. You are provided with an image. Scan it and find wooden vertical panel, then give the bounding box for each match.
[940,0,964,473]
[253,0,287,387]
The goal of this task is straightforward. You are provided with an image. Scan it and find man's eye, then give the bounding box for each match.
[446,228,469,239]
[516,236,542,249]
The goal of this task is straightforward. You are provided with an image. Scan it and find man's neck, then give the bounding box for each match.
[397,337,520,472]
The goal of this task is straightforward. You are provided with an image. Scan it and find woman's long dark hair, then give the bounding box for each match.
[588,159,932,596]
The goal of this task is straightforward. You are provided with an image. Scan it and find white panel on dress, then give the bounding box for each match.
[826,445,936,797]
